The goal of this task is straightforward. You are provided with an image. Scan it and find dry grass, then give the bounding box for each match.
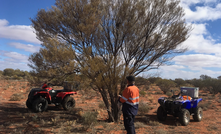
[82,111,98,126]
[138,101,150,115]
[155,129,167,134]
[9,93,23,101]
[134,122,146,128]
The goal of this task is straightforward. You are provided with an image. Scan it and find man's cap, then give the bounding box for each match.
[126,75,135,81]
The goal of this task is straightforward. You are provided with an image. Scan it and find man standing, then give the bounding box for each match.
[119,76,139,134]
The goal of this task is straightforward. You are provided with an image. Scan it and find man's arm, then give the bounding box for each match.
[119,88,129,103]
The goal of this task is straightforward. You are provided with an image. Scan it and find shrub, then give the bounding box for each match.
[166,91,173,97]
[51,116,60,126]
[140,90,146,97]
[9,93,23,101]
[82,111,98,126]
[138,101,149,115]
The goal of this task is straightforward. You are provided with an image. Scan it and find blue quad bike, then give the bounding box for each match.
[157,87,203,126]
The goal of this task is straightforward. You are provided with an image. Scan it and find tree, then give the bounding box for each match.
[30,0,191,122]
[3,68,14,77]
[28,37,79,85]
[200,74,211,80]
[217,76,221,80]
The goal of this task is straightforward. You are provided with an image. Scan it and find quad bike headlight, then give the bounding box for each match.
[34,92,38,95]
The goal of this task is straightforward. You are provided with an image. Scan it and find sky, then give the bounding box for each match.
[0,0,221,80]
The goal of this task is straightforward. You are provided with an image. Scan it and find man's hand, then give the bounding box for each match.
[118,95,122,102]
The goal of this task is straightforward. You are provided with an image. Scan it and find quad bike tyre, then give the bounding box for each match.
[32,98,48,112]
[157,106,167,121]
[62,96,75,110]
[179,109,190,126]
[193,106,203,122]
[26,98,32,109]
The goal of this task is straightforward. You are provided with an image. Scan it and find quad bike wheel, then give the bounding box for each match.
[62,96,75,110]
[26,98,32,109]
[179,109,190,126]
[32,98,48,112]
[193,106,203,122]
[157,106,167,121]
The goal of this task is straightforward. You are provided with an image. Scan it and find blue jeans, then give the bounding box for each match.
[123,113,136,134]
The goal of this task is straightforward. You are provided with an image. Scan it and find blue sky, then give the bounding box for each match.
[0,0,221,79]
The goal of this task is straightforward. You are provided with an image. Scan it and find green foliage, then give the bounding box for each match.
[28,37,79,86]
[156,79,176,94]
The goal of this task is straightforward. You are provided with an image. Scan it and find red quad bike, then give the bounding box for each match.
[26,82,77,112]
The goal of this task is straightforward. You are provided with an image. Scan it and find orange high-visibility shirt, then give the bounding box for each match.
[120,85,139,105]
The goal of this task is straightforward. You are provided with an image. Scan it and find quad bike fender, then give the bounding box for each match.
[182,100,191,109]
[192,98,202,108]
[56,92,77,99]
[34,91,51,101]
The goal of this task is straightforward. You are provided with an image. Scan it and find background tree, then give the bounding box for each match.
[3,68,15,77]
[155,79,176,93]
[200,74,212,80]
[173,78,187,87]
[30,0,191,122]
[0,70,3,77]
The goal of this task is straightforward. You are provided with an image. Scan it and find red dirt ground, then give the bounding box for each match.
[0,79,221,134]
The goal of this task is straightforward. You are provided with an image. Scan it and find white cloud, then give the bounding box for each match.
[8,42,41,53]
[0,60,30,71]
[0,19,41,44]
[1,51,29,63]
[181,23,221,56]
[173,54,221,68]
[180,0,221,22]
[181,0,219,6]
[159,65,221,80]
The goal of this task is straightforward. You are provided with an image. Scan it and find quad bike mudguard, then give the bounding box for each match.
[56,91,77,99]
[28,88,51,101]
